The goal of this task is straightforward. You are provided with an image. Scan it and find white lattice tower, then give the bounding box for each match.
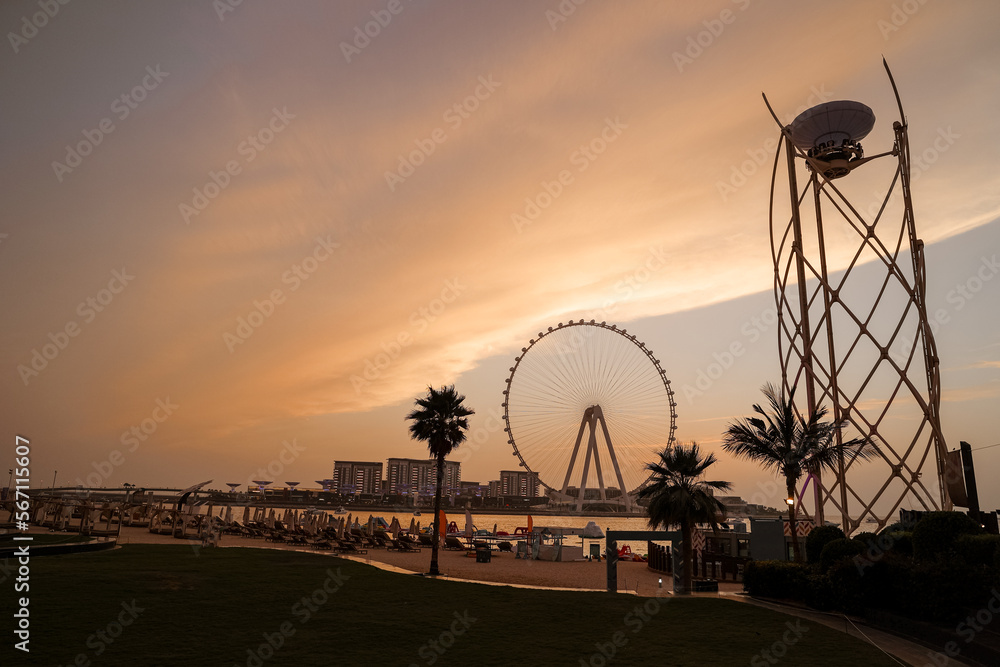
[766,62,950,535]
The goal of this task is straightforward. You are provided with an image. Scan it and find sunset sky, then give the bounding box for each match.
[3,1,999,513]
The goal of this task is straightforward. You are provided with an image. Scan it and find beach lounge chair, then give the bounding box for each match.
[336,540,367,555]
[445,536,470,551]
[393,539,421,552]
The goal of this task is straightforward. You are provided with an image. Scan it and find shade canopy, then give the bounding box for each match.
[582,521,605,538]
[788,100,875,151]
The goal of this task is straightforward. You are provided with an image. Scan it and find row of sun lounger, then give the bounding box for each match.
[217,520,430,554]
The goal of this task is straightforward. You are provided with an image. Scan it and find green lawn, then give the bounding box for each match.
[1,545,901,666]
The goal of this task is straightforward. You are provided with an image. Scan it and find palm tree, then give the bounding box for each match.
[405,385,475,576]
[722,382,877,562]
[638,442,731,595]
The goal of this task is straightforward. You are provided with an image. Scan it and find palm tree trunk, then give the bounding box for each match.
[681,521,693,595]
[429,452,446,576]
[787,478,801,562]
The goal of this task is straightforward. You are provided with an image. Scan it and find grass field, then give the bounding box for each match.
[0,545,902,666]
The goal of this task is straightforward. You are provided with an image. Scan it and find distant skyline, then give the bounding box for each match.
[3,1,999,513]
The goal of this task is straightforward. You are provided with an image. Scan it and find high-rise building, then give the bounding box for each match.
[499,470,540,498]
[387,457,461,498]
[331,461,383,496]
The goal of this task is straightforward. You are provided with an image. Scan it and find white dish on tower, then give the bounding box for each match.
[788,100,876,152]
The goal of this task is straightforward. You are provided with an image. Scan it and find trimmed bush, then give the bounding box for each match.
[955,533,1000,567]
[885,531,913,558]
[852,531,878,546]
[912,511,981,562]
[879,520,915,536]
[904,559,995,623]
[820,538,866,572]
[803,572,835,611]
[827,559,865,614]
[806,525,845,563]
[743,560,810,600]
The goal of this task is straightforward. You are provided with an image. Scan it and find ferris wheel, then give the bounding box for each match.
[502,320,677,512]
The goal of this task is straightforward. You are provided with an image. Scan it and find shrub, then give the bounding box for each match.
[806,524,845,563]
[955,533,1000,567]
[885,531,913,558]
[743,560,810,600]
[852,531,879,551]
[827,559,865,614]
[912,511,981,561]
[904,559,995,623]
[820,538,866,572]
[803,572,835,611]
[879,520,915,536]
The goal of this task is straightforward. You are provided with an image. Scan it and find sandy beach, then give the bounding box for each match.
[110,525,743,597]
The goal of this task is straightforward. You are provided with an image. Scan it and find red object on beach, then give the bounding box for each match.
[618,545,632,557]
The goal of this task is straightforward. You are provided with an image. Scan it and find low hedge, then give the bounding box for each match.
[744,513,997,624]
[912,511,982,561]
[743,560,810,599]
[956,533,1000,567]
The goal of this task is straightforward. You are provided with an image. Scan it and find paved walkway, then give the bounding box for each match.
[722,593,972,667]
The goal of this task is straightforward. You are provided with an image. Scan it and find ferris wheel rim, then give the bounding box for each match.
[501,319,678,495]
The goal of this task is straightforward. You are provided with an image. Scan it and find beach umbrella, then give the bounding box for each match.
[388,517,400,538]
[366,514,375,537]
[492,522,498,536]
[242,506,249,524]
[416,521,421,534]
[175,479,213,511]
[346,513,352,530]
[225,506,233,524]
[527,515,533,534]
[409,517,416,535]
[464,509,474,538]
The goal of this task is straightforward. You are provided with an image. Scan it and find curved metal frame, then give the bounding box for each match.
[501,319,678,511]
[763,60,949,535]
